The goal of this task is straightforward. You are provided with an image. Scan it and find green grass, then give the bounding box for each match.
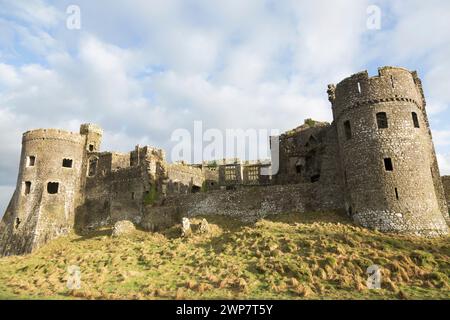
[0,211,449,300]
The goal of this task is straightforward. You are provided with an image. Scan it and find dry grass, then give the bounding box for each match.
[0,211,449,300]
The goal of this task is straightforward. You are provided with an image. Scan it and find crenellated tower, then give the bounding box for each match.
[0,124,103,255]
[328,66,449,236]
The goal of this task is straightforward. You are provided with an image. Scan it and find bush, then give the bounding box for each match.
[144,184,159,205]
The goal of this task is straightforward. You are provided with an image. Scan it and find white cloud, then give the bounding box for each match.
[437,154,450,176]
[1,0,450,214]
[0,0,62,28]
[433,130,450,147]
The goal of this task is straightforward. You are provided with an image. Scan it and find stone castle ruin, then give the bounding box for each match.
[1,66,449,256]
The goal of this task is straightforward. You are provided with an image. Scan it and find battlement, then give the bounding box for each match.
[329,66,424,121]
[22,128,85,144]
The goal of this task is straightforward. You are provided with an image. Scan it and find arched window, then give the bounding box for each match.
[376,112,388,129]
[344,121,352,140]
[412,112,420,128]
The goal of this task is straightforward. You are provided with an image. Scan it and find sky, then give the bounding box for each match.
[1,0,450,216]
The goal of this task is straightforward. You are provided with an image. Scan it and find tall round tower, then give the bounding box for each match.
[328,66,448,236]
[0,129,86,255]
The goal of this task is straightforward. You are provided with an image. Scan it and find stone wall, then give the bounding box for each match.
[330,67,449,236]
[143,182,344,229]
[0,127,90,255]
[166,162,204,194]
[276,120,331,184]
[75,146,166,232]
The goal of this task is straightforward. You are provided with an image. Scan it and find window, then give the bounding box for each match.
[247,167,259,181]
[225,166,237,181]
[27,156,36,167]
[390,75,395,88]
[15,218,21,229]
[295,164,303,174]
[24,181,31,195]
[88,158,98,176]
[89,144,94,152]
[412,112,420,128]
[384,158,393,171]
[47,182,59,194]
[131,192,135,200]
[395,188,399,200]
[62,158,73,168]
[376,112,388,129]
[357,82,362,94]
[344,121,352,140]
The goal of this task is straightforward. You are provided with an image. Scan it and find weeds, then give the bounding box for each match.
[0,213,448,299]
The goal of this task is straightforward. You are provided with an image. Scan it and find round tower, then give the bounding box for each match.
[0,128,86,255]
[329,66,448,236]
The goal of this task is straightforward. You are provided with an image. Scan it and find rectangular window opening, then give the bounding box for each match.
[225,166,237,181]
[24,181,31,195]
[62,158,73,168]
[88,158,98,177]
[27,156,36,167]
[395,188,399,200]
[47,182,59,194]
[384,158,393,171]
[248,167,259,181]
[357,82,362,94]
[344,121,352,140]
[412,112,420,128]
[376,112,388,129]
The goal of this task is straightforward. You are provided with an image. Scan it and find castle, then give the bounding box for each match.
[1,66,449,256]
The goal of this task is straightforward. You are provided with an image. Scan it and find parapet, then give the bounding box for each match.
[329,66,424,120]
[22,128,85,144]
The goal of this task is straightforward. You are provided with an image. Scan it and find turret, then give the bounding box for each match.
[329,66,448,236]
[0,128,87,255]
[80,123,103,153]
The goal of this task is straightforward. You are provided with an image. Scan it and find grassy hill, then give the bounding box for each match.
[0,211,449,300]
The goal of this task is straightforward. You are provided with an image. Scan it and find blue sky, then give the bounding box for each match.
[1,0,450,215]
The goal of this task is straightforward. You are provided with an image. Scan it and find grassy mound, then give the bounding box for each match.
[0,211,449,300]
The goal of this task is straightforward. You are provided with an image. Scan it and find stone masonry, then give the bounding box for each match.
[0,66,448,256]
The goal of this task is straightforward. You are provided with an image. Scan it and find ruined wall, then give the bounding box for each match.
[218,161,243,188]
[0,129,86,255]
[276,121,330,184]
[241,161,271,186]
[330,67,448,236]
[201,165,220,190]
[166,162,204,194]
[143,182,344,228]
[77,146,165,231]
[274,121,344,210]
